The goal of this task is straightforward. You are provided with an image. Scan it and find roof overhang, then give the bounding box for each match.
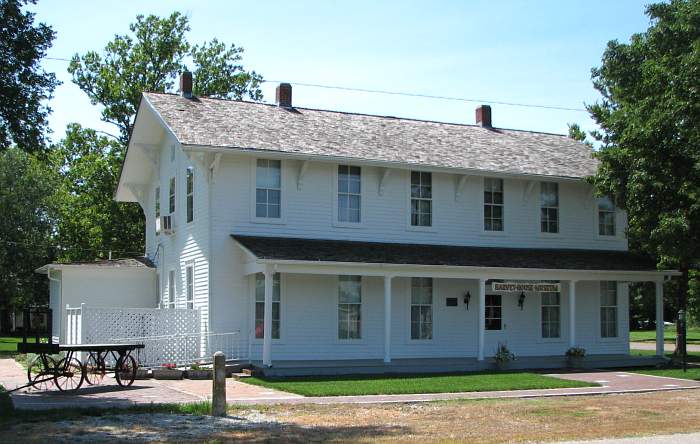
[35,261,156,275]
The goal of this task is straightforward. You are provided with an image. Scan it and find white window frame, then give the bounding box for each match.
[186,166,194,224]
[337,275,363,341]
[252,273,282,340]
[597,197,616,237]
[540,292,561,339]
[410,277,433,341]
[333,165,364,227]
[155,186,161,234]
[485,294,502,330]
[250,158,286,224]
[408,171,433,230]
[185,263,194,309]
[168,176,176,215]
[540,182,559,234]
[483,178,504,232]
[167,269,176,309]
[600,281,618,339]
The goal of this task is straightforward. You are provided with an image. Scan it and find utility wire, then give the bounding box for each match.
[262,79,588,112]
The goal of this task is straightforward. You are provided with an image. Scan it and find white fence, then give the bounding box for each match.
[64,305,243,367]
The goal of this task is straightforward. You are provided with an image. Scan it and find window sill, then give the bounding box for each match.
[332,221,366,229]
[335,338,368,345]
[251,217,287,225]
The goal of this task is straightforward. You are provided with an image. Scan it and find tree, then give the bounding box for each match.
[588,0,700,352]
[567,123,592,147]
[0,147,58,311]
[51,124,144,262]
[68,12,263,144]
[0,0,58,153]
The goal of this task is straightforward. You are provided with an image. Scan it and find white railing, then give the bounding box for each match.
[109,331,243,367]
[65,304,83,345]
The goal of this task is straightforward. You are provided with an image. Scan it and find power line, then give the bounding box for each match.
[262,79,588,112]
[44,57,72,62]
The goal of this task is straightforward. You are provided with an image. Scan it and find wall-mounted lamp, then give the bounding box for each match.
[464,291,471,310]
[518,292,526,310]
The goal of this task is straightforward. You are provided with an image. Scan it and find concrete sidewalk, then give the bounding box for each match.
[2,358,699,410]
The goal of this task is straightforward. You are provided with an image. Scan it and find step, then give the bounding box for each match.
[231,372,252,380]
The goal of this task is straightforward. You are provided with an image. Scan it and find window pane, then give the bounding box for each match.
[349,177,361,194]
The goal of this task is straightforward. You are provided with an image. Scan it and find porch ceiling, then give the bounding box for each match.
[232,234,667,275]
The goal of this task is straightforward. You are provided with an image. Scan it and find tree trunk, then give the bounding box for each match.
[675,265,689,358]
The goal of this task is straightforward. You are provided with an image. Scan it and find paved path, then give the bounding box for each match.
[2,358,699,410]
[630,341,700,352]
[557,431,700,443]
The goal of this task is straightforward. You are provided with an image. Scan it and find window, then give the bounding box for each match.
[185,265,194,309]
[338,165,361,223]
[338,275,361,339]
[600,281,618,338]
[540,182,559,233]
[255,159,281,218]
[598,198,616,236]
[169,177,176,214]
[410,171,432,226]
[411,278,433,340]
[484,178,504,231]
[168,270,176,309]
[155,187,160,234]
[186,167,194,223]
[485,294,502,330]
[541,292,561,338]
[255,273,280,339]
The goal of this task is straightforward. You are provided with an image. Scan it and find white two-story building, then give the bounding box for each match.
[55,73,677,375]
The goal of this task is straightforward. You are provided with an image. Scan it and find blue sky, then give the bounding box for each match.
[32,0,653,142]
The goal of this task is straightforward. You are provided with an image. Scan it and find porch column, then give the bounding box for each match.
[477,278,486,361]
[655,280,664,357]
[262,267,273,367]
[568,280,577,348]
[384,275,393,363]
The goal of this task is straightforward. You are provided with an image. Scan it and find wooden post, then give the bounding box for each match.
[211,351,226,416]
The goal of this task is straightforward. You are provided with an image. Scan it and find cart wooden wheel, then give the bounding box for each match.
[54,356,85,392]
[115,354,137,387]
[27,354,57,391]
[84,352,106,385]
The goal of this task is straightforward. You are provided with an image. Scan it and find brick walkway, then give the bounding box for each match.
[2,358,699,410]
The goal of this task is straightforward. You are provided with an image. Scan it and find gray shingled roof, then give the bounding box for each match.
[144,92,598,179]
[35,257,155,274]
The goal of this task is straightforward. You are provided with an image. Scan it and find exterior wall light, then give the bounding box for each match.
[518,292,526,310]
[464,291,471,310]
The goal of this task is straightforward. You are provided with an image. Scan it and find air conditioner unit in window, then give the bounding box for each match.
[161,215,174,235]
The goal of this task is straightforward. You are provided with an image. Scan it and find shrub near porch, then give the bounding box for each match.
[243,371,596,397]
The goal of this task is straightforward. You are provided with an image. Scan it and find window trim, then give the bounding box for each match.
[336,275,365,343]
[596,197,617,238]
[409,277,434,341]
[539,182,560,235]
[485,294,503,331]
[168,176,176,215]
[250,273,285,343]
[599,281,620,340]
[539,291,562,341]
[185,263,194,310]
[406,170,435,232]
[483,177,505,234]
[332,164,366,228]
[250,158,287,224]
[186,166,194,224]
[155,186,161,235]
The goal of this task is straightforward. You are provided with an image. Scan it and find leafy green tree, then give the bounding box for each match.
[567,123,592,147]
[68,12,262,144]
[0,0,59,153]
[51,124,144,262]
[0,148,58,311]
[588,0,700,348]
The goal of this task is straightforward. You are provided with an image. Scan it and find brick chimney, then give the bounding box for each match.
[180,71,193,99]
[475,105,492,127]
[276,83,292,108]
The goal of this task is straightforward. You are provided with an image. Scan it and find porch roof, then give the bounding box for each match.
[232,234,660,272]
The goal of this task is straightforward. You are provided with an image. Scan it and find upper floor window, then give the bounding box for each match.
[338,275,361,339]
[185,264,194,309]
[598,198,616,236]
[255,159,281,218]
[600,281,618,338]
[541,292,560,338]
[540,182,559,233]
[410,171,432,227]
[485,294,502,330]
[255,273,281,339]
[168,177,176,214]
[186,167,194,223]
[155,187,160,234]
[411,277,433,340]
[484,178,504,231]
[338,165,361,223]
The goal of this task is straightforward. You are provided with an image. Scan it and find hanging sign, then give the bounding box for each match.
[492,282,560,292]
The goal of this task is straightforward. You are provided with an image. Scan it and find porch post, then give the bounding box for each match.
[568,280,577,348]
[384,275,393,363]
[655,280,664,357]
[262,267,273,367]
[477,278,486,361]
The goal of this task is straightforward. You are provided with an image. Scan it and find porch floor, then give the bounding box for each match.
[252,354,667,377]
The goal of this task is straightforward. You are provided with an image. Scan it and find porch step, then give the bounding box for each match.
[231,372,252,380]
[241,368,253,376]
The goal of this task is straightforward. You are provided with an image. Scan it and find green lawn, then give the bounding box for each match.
[629,327,700,344]
[243,372,596,397]
[630,348,700,363]
[629,367,700,381]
